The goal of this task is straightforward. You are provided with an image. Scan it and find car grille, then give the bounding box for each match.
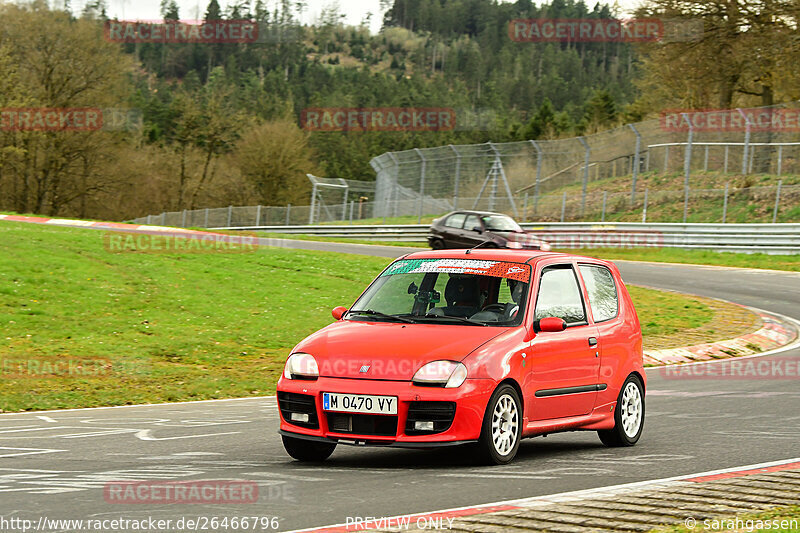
[405,401,456,435]
[325,413,398,437]
[277,392,319,429]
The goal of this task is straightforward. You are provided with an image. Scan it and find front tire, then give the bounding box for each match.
[475,384,522,465]
[598,375,644,447]
[282,435,336,462]
[430,238,446,250]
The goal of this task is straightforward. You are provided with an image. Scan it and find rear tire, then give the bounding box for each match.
[598,375,644,447]
[474,384,522,465]
[430,239,446,250]
[282,435,337,462]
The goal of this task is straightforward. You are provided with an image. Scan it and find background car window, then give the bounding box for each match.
[464,215,481,231]
[444,214,466,229]
[535,267,587,325]
[580,265,619,322]
[482,215,522,232]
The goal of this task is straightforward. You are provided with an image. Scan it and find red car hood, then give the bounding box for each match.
[293,321,507,380]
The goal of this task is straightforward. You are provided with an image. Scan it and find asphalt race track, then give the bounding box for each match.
[1,239,799,532]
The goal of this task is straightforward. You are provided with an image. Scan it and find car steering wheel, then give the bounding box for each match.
[482,304,508,314]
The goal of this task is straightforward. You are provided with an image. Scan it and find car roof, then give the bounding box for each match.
[402,249,616,268]
[443,210,509,218]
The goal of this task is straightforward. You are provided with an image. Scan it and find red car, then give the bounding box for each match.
[277,249,645,464]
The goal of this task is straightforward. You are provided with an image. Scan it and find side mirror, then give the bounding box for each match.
[472,226,483,233]
[332,306,348,321]
[534,317,567,333]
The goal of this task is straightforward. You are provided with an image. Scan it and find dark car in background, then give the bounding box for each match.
[427,211,551,251]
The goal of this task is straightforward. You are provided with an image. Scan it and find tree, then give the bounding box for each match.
[204,0,222,21]
[160,0,179,21]
[581,90,617,133]
[0,3,132,216]
[233,120,316,206]
[633,0,799,109]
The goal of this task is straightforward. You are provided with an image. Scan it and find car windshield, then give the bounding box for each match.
[482,215,522,232]
[349,259,531,326]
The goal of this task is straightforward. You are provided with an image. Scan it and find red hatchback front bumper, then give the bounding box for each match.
[277,377,497,447]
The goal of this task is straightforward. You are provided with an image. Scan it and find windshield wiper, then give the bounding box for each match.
[347,309,417,324]
[421,315,489,326]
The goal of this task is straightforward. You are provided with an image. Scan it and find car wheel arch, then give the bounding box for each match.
[491,378,524,422]
[629,371,646,392]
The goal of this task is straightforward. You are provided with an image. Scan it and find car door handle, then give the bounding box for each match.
[588,337,598,347]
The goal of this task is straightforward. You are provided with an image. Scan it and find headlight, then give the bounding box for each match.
[540,242,552,252]
[507,241,524,249]
[283,353,319,380]
[412,361,468,388]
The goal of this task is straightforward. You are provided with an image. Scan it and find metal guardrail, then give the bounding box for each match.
[217,222,800,255]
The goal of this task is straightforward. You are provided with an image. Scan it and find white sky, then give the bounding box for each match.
[96,0,643,34]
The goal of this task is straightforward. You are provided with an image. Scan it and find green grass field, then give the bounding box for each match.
[0,221,742,412]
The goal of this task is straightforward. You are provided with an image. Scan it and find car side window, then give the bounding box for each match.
[464,215,481,232]
[579,265,619,323]
[534,266,587,325]
[445,214,466,229]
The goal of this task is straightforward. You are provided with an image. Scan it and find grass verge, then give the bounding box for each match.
[0,221,747,412]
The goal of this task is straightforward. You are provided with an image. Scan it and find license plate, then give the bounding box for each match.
[322,393,398,415]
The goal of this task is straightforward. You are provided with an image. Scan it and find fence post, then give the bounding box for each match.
[722,182,729,224]
[449,145,461,209]
[414,148,426,224]
[181,210,187,227]
[737,108,752,175]
[663,145,670,173]
[147,214,152,224]
[646,149,651,172]
[777,145,783,176]
[642,188,648,223]
[560,191,567,222]
[530,140,543,214]
[226,206,233,227]
[309,182,318,225]
[286,204,292,226]
[349,200,355,224]
[773,180,783,224]
[255,205,262,226]
[629,124,641,203]
[601,191,607,223]
[681,113,694,223]
[161,212,166,225]
[703,145,709,171]
[204,208,209,228]
[579,136,590,215]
